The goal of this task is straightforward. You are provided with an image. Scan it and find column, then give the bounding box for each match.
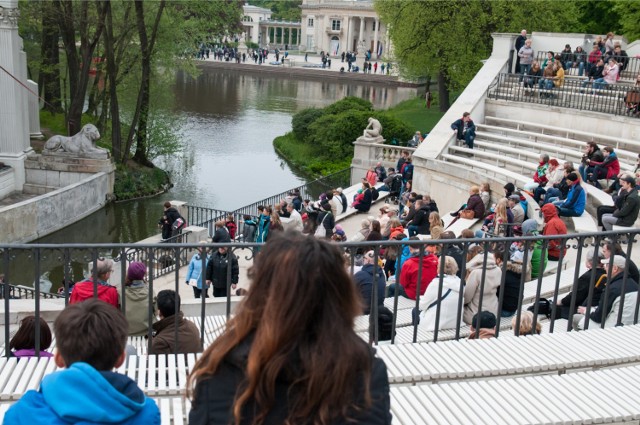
[374,19,379,58]
[358,17,365,54]
[346,17,352,52]
[288,27,292,47]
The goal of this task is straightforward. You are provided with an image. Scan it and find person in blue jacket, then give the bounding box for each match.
[451,112,476,149]
[555,172,586,217]
[5,299,160,425]
[186,241,210,298]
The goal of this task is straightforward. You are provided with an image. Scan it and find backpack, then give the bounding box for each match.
[371,186,379,201]
[402,163,414,181]
[171,217,186,231]
[390,175,403,194]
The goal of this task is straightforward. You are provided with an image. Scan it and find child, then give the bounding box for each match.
[225,214,237,240]
[5,299,160,424]
[10,316,53,358]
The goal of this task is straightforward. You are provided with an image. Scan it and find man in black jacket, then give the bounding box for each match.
[158,201,182,240]
[206,247,239,297]
[574,255,639,329]
[353,251,386,315]
[602,175,640,230]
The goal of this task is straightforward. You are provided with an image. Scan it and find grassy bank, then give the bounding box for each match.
[38,111,170,201]
[273,95,446,178]
[273,132,351,177]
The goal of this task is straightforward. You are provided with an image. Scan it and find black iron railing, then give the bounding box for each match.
[533,51,639,78]
[487,72,640,117]
[185,168,352,234]
[1,228,639,357]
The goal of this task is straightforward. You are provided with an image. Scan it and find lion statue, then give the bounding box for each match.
[44,124,108,156]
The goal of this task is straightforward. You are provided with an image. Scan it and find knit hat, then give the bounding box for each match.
[472,311,497,329]
[127,261,146,281]
[521,219,539,236]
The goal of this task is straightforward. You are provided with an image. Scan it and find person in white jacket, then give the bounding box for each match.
[463,251,501,325]
[419,256,463,331]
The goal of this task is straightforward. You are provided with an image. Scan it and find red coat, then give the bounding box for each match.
[69,280,120,308]
[399,254,438,300]
[541,204,568,258]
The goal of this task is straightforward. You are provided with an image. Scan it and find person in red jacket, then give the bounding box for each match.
[541,203,568,261]
[587,146,620,189]
[69,258,120,308]
[397,239,438,300]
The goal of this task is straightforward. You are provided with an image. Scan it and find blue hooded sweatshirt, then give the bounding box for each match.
[4,362,159,425]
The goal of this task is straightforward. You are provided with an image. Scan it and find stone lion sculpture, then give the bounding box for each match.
[44,124,108,156]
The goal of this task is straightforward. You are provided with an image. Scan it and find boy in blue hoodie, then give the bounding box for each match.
[5,299,160,425]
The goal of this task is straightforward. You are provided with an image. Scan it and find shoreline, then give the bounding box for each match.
[197,60,425,88]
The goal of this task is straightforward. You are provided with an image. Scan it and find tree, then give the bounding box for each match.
[248,1,302,21]
[375,0,581,111]
[53,0,107,135]
[39,1,63,113]
[613,0,640,42]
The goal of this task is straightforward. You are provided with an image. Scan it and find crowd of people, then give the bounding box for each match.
[514,30,640,107]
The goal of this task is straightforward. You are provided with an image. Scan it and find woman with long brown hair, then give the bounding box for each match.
[187,231,391,425]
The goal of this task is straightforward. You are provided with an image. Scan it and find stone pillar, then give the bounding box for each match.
[346,16,352,52]
[27,80,43,139]
[374,19,379,58]
[0,0,31,191]
[358,17,364,52]
[288,27,292,47]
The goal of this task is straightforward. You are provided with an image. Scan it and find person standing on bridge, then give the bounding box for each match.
[206,247,239,298]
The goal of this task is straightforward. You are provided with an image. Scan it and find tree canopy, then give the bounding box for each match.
[248,0,302,21]
[374,0,584,110]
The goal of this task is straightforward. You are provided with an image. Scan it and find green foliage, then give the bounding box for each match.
[613,0,640,41]
[114,164,170,200]
[248,0,302,21]
[375,0,582,92]
[246,41,259,49]
[322,96,373,116]
[307,111,370,157]
[575,1,621,34]
[274,132,351,176]
[291,108,324,141]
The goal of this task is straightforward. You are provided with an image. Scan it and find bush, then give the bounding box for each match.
[322,96,373,116]
[291,108,324,141]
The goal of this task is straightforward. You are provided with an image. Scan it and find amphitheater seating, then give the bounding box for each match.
[390,363,640,425]
[379,324,640,385]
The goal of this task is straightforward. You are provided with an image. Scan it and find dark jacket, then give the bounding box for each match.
[451,118,476,141]
[501,261,523,314]
[206,251,239,289]
[188,337,392,425]
[212,226,231,243]
[561,48,574,64]
[444,244,464,278]
[613,188,640,227]
[242,219,257,242]
[339,193,348,213]
[354,189,372,212]
[150,312,203,355]
[354,263,386,315]
[318,210,335,238]
[159,207,181,239]
[587,65,604,80]
[561,267,607,310]
[465,194,485,218]
[411,205,432,234]
[589,272,639,323]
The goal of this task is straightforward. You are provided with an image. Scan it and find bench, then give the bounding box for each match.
[378,324,640,385]
[391,316,515,345]
[336,182,389,223]
[157,397,190,425]
[476,125,637,172]
[390,362,640,425]
[569,212,599,233]
[484,115,640,153]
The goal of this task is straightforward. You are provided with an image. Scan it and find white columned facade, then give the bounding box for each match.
[0,0,32,191]
[346,16,352,52]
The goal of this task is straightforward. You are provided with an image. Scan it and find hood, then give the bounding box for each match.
[390,225,404,233]
[40,363,147,423]
[541,203,558,222]
[466,253,497,271]
[521,219,539,236]
[360,263,385,277]
[434,274,462,292]
[505,260,524,274]
[125,283,149,302]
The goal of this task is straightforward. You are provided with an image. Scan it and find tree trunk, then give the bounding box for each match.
[437,70,450,112]
[125,0,165,167]
[39,1,62,113]
[54,0,106,135]
[104,1,122,162]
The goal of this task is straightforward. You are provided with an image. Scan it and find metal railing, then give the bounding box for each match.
[120,231,194,281]
[2,284,63,299]
[1,228,639,356]
[487,72,640,117]
[185,167,352,233]
[533,51,639,78]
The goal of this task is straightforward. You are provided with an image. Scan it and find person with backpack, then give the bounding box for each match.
[158,201,183,240]
[401,157,414,183]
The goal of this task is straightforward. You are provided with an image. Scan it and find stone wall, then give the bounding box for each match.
[0,172,111,243]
